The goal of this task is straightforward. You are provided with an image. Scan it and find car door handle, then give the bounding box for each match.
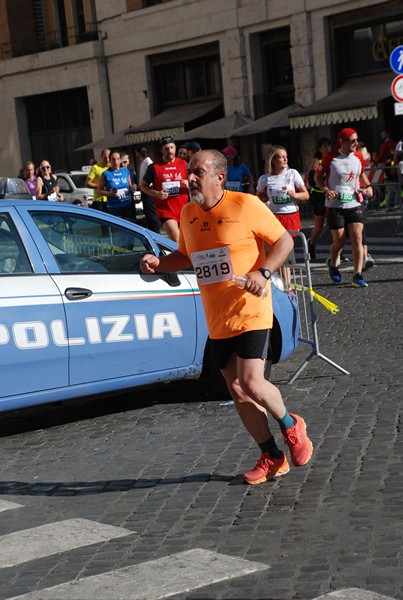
[162,272,181,287]
[65,287,93,301]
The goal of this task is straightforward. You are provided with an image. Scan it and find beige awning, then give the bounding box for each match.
[75,129,130,151]
[289,73,394,129]
[230,104,299,136]
[124,100,222,144]
[175,113,252,140]
[75,101,222,150]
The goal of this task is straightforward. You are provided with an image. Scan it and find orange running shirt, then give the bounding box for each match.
[178,190,286,339]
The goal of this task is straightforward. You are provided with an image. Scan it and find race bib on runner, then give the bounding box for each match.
[117,188,129,199]
[269,185,293,205]
[335,185,354,203]
[191,246,234,284]
[162,181,180,196]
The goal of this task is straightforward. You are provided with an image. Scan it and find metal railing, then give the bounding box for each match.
[0,24,100,60]
[364,165,403,235]
[285,231,350,384]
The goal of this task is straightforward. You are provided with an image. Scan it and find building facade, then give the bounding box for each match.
[0,0,402,178]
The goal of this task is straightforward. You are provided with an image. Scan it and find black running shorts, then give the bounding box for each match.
[326,206,365,230]
[309,189,326,216]
[210,329,271,370]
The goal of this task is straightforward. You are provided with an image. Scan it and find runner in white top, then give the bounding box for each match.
[315,127,373,288]
[256,146,309,234]
[257,169,306,214]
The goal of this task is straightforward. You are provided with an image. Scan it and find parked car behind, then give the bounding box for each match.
[56,170,142,208]
[55,171,94,206]
[0,177,31,200]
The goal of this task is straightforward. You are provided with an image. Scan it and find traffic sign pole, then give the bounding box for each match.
[391,75,403,102]
[390,46,403,75]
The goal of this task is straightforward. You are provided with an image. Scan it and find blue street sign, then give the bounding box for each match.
[390,46,403,75]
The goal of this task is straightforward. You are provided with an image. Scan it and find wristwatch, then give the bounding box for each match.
[258,267,272,280]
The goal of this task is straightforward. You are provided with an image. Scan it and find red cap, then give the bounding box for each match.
[337,128,357,148]
[221,145,238,156]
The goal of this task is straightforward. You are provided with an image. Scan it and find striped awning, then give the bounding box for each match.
[289,73,394,129]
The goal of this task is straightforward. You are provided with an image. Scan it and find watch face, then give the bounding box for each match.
[260,268,271,279]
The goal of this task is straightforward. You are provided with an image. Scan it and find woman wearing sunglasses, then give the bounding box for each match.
[35,160,64,202]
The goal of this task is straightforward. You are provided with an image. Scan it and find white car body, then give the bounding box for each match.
[56,170,142,208]
[55,171,94,206]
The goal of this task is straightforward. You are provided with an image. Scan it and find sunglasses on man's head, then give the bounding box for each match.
[41,165,51,169]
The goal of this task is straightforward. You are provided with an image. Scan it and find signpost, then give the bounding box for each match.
[390,46,403,75]
[391,74,403,102]
[390,46,403,114]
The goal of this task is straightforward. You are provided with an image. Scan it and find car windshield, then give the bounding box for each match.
[70,174,88,188]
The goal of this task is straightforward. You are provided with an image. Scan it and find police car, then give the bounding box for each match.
[0,200,298,413]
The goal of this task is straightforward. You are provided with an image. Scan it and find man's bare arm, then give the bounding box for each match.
[140,250,191,274]
[262,230,294,274]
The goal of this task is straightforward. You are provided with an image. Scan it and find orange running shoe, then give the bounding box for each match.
[282,413,313,467]
[243,451,290,485]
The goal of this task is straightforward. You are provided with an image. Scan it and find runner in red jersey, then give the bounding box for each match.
[141,136,188,242]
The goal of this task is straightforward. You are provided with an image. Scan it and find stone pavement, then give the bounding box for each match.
[0,213,402,600]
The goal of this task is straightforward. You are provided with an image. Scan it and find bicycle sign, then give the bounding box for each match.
[391,75,403,102]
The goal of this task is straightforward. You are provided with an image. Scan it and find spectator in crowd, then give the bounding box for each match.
[306,137,332,259]
[314,127,373,288]
[186,141,201,162]
[85,148,111,212]
[140,149,313,485]
[381,148,400,212]
[120,153,138,188]
[120,152,139,221]
[373,130,396,167]
[222,145,254,193]
[394,134,403,200]
[393,134,402,168]
[97,149,137,220]
[35,160,64,202]
[140,136,188,242]
[177,145,189,161]
[355,141,375,271]
[136,147,160,233]
[22,161,37,198]
[357,140,371,168]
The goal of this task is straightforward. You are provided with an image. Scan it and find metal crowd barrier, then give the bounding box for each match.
[365,165,403,235]
[285,231,350,384]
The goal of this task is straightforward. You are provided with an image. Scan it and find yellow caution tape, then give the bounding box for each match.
[309,288,339,314]
[290,284,340,314]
